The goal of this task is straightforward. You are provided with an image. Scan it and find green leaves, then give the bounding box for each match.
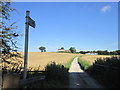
[1,2,22,69]
[69,47,76,53]
[39,46,46,52]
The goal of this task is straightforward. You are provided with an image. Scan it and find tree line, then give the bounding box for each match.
[39,46,120,55]
[79,50,120,55]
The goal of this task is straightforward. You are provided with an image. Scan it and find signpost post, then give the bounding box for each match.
[23,11,35,80]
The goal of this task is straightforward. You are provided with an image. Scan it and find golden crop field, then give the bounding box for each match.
[5,52,114,70]
[19,52,83,70]
[80,55,112,65]
[17,52,113,70]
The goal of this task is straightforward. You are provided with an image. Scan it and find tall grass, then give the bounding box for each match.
[78,57,91,70]
[64,57,75,71]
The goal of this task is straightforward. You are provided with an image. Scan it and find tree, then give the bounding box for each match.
[0,2,22,68]
[79,51,86,54]
[61,47,64,49]
[69,47,76,53]
[39,46,46,52]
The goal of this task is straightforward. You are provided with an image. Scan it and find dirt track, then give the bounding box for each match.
[69,57,103,88]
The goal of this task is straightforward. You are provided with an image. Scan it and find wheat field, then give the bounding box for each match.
[19,52,82,70]
[18,52,112,70]
[6,52,113,70]
[80,55,112,65]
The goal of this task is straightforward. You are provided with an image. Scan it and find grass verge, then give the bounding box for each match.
[64,57,76,71]
[78,57,91,70]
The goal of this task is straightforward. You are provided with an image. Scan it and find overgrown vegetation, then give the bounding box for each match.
[2,61,23,75]
[44,62,69,88]
[1,2,22,76]
[86,56,120,88]
[64,57,75,71]
[78,57,91,70]
[94,56,120,67]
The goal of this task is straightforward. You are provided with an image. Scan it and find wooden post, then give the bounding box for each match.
[23,11,30,80]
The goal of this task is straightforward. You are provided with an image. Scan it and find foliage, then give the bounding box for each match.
[2,60,23,74]
[78,57,91,70]
[86,56,120,88]
[0,2,22,68]
[79,50,119,55]
[39,46,46,52]
[94,56,120,67]
[57,51,71,53]
[60,47,64,49]
[45,62,69,84]
[64,57,75,71]
[69,47,76,53]
[20,62,69,88]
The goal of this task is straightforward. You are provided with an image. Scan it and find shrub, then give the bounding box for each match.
[87,56,120,88]
[94,56,120,67]
[45,62,69,84]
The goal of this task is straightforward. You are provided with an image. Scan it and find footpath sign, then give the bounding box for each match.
[24,11,35,80]
[28,17,35,28]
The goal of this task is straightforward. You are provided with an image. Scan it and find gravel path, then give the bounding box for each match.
[69,57,103,88]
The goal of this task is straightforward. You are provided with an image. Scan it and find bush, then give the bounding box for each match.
[94,56,120,67]
[86,56,120,88]
[45,62,69,84]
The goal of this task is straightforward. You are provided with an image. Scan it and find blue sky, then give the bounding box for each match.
[11,2,118,52]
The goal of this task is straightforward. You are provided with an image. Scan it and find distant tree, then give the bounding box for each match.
[80,50,119,55]
[39,46,46,52]
[79,51,86,54]
[61,47,64,49]
[69,47,76,53]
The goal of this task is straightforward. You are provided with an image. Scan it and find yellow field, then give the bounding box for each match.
[80,55,112,65]
[19,52,82,70]
[6,52,113,70]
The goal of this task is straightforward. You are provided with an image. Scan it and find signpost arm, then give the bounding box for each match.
[23,11,30,80]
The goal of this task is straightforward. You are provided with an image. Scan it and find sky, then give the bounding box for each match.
[12,0,120,2]
[10,2,118,52]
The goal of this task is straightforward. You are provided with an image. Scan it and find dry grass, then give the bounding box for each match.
[19,52,82,70]
[80,55,112,65]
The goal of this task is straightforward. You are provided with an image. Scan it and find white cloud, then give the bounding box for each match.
[101,5,111,13]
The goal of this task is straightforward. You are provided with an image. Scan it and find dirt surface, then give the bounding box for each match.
[69,57,103,88]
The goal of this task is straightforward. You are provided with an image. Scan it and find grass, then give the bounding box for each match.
[78,57,91,70]
[79,55,111,65]
[64,57,76,71]
[78,55,112,70]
